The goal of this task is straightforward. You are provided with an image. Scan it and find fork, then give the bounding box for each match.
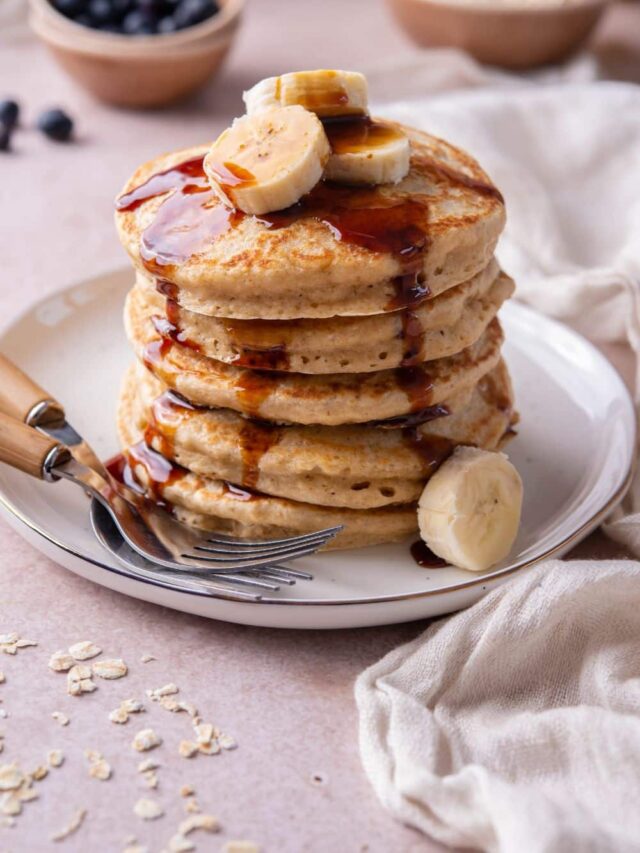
[0,354,341,575]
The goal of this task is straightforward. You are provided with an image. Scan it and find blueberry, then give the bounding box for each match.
[111,0,132,18]
[37,108,74,142]
[88,0,115,23]
[0,124,11,153]
[74,12,93,25]
[157,14,177,32]
[52,0,86,17]
[135,0,165,15]
[122,8,156,32]
[0,100,19,129]
[173,0,217,28]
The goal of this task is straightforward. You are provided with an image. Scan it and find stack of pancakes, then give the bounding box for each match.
[114,123,517,549]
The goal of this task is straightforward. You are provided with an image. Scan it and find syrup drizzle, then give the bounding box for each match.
[323,116,407,155]
[410,539,448,568]
[238,418,281,490]
[234,369,282,419]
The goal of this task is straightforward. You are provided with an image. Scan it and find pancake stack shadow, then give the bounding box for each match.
[114,123,518,550]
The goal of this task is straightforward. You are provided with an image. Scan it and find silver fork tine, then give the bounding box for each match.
[182,541,328,568]
[203,526,343,548]
[213,573,281,591]
[246,570,296,585]
[260,564,314,580]
[191,530,333,558]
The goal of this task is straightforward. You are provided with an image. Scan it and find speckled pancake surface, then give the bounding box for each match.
[117,398,418,550]
[125,288,504,425]
[119,360,516,510]
[135,260,514,374]
[115,124,505,319]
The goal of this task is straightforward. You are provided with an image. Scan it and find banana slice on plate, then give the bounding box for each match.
[324,118,410,185]
[244,70,368,118]
[417,447,523,573]
[204,105,330,215]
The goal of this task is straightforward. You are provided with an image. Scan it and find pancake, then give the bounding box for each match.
[119,359,516,510]
[115,124,505,320]
[117,393,418,549]
[125,287,504,425]
[135,260,514,374]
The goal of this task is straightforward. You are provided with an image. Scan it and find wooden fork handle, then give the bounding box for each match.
[0,352,65,426]
[0,411,69,479]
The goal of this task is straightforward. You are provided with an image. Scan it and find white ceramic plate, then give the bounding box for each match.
[0,270,635,629]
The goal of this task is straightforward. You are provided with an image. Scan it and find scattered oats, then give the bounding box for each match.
[0,777,39,816]
[19,785,38,803]
[180,785,194,798]
[30,765,48,781]
[93,659,128,680]
[179,813,220,835]
[219,734,237,751]
[184,798,200,814]
[137,759,159,773]
[0,672,5,683]
[48,651,75,672]
[194,724,213,745]
[132,728,162,752]
[156,695,198,717]
[52,711,70,726]
[0,765,25,791]
[50,807,86,841]
[0,635,37,656]
[124,844,148,853]
[147,684,179,701]
[0,792,22,816]
[142,770,158,789]
[85,749,112,781]
[133,797,163,820]
[222,843,260,853]
[0,709,7,719]
[109,698,144,724]
[141,654,156,663]
[48,750,64,768]
[67,665,96,696]
[109,707,129,724]
[198,741,221,756]
[168,835,195,852]
[89,759,111,781]
[178,741,198,759]
[68,641,102,661]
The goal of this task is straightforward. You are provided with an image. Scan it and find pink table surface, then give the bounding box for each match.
[1,2,638,850]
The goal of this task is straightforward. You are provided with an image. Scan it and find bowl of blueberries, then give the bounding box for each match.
[29,0,244,107]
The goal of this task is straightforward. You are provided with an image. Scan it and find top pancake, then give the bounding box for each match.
[115,123,506,320]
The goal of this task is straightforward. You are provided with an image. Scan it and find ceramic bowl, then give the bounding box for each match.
[386,0,608,68]
[28,0,244,108]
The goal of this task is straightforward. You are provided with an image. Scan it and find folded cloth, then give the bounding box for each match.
[355,559,640,853]
[356,81,640,853]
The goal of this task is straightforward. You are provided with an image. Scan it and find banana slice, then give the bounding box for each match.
[417,447,523,573]
[324,118,410,185]
[243,70,368,118]
[203,106,330,215]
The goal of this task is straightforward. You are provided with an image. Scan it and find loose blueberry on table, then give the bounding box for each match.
[49,0,220,33]
[37,109,74,142]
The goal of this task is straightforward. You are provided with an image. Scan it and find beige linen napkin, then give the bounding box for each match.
[356,81,640,852]
[355,559,640,853]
